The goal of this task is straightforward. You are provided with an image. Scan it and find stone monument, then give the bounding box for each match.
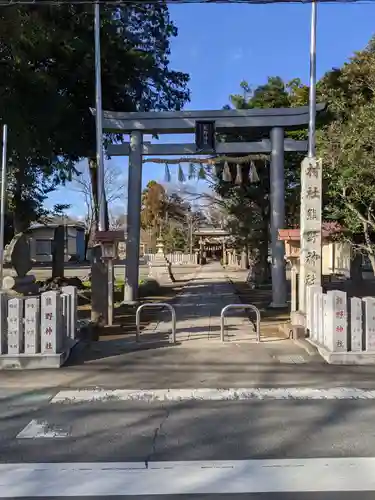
[52,225,65,278]
[299,157,322,315]
[90,244,109,324]
[2,233,38,295]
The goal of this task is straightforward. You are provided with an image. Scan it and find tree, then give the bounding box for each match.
[317,37,375,271]
[163,226,187,253]
[71,161,126,257]
[208,77,308,278]
[165,192,191,223]
[228,78,309,111]
[141,181,167,249]
[110,213,127,231]
[0,3,190,233]
[141,181,206,252]
[226,77,308,227]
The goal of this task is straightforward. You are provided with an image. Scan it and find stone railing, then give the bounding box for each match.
[226,251,240,267]
[143,253,197,265]
[307,285,375,361]
[0,286,78,368]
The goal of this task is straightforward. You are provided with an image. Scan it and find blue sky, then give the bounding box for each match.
[47,1,375,217]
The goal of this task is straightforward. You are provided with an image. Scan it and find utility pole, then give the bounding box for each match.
[94,2,106,231]
[299,0,320,315]
[308,0,317,158]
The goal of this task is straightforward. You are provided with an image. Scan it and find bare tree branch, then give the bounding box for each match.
[70,161,127,252]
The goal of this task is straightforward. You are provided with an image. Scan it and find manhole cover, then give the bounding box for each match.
[277,355,306,364]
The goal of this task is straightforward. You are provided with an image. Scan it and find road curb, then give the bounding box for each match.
[293,338,321,357]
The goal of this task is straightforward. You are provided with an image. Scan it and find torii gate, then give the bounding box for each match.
[95,103,325,306]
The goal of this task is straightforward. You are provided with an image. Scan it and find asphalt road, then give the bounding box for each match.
[1,390,375,498]
[1,262,374,498]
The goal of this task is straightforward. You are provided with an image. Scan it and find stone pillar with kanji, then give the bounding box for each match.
[328,290,347,352]
[363,297,375,351]
[41,291,63,354]
[24,297,40,354]
[299,158,323,316]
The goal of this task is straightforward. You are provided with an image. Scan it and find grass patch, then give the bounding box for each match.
[77,277,182,327]
[82,278,144,293]
[114,279,125,293]
[93,280,185,341]
[230,277,290,323]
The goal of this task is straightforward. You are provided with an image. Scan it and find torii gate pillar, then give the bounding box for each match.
[270,126,287,308]
[124,130,143,304]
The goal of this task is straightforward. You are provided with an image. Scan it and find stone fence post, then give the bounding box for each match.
[41,291,63,354]
[7,297,24,354]
[327,290,347,352]
[24,297,40,354]
[363,297,375,352]
[62,286,78,340]
[350,297,363,352]
[0,292,7,354]
[306,285,321,340]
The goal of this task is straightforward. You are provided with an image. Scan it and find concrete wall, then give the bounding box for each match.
[322,241,351,277]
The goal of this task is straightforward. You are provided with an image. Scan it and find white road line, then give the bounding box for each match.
[1,458,375,497]
[51,387,375,403]
[16,420,70,439]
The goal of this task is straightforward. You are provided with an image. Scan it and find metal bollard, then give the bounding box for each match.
[136,303,176,344]
[220,304,261,342]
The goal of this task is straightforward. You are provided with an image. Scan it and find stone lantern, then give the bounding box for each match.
[148,238,174,283]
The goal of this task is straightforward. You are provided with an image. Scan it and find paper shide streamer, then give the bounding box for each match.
[151,155,261,185]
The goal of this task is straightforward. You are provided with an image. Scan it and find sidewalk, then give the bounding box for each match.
[0,262,345,391]
[5,262,375,391]
[142,262,285,343]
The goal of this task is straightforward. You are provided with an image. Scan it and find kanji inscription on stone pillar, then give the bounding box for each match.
[7,297,24,354]
[350,297,363,352]
[299,157,322,313]
[41,291,62,354]
[329,290,347,352]
[24,297,40,354]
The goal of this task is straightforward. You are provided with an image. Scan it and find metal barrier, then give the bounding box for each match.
[220,304,261,342]
[136,303,177,344]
